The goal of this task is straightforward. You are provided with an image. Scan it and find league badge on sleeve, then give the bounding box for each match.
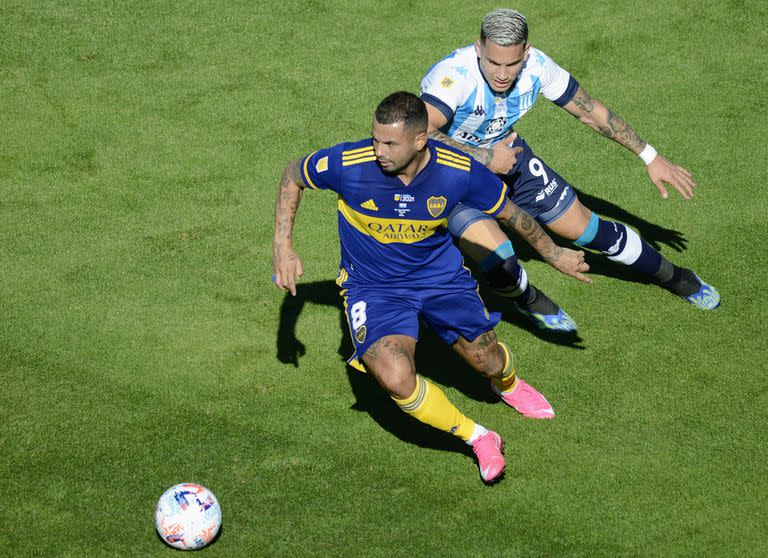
[315,156,329,173]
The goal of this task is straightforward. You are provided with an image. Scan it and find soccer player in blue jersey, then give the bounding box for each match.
[273,92,590,483]
[420,8,720,322]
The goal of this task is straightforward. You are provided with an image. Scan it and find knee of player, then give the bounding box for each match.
[373,361,417,399]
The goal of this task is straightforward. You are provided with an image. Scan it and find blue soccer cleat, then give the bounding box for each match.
[685,274,721,310]
[662,268,721,311]
[515,304,578,332]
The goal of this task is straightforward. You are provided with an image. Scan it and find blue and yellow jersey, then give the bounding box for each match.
[300,138,507,287]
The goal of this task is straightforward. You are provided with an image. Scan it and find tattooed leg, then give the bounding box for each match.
[452,330,506,379]
[361,335,418,399]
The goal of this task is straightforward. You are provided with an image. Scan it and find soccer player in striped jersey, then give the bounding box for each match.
[420,9,720,315]
[273,92,589,483]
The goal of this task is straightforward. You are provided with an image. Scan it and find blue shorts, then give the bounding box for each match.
[447,135,577,238]
[338,271,501,364]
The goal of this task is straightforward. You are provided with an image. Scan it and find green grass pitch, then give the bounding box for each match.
[2,1,767,556]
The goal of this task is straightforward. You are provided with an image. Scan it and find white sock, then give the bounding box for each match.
[466,423,490,445]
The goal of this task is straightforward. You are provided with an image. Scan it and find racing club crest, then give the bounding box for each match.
[427,196,447,217]
[487,117,506,134]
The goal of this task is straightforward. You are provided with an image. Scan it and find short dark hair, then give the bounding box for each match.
[374,91,428,132]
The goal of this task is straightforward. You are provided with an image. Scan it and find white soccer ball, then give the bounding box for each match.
[155,483,222,550]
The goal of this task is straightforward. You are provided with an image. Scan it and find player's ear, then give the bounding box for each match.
[524,42,531,60]
[415,131,428,150]
[474,39,482,57]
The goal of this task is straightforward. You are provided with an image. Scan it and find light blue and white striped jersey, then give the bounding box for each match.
[420,45,579,147]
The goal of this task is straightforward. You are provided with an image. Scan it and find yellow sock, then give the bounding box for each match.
[492,341,518,393]
[392,375,476,442]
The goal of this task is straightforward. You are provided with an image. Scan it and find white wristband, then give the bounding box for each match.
[638,144,657,165]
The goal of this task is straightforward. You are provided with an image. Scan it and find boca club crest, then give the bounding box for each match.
[355,325,367,344]
[426,196,447,217]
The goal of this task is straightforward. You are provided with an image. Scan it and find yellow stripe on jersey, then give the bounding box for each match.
[342,147,376,166]
[435,157,471,172]
[302,151,320,189]
[337,198,446,244]
[336,267,349,287]
[337,270,368,374]
[347,357,366,372]
[343,145,375,156]
[337,276,354,341]
[435,147,470,164]
[342,155,377,166]
[436,154,472,169]
[484,182,508,214]
[342,148,374,160]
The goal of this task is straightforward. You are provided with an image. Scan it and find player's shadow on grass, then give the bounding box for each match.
[462,264,586,348]
[276,281,354,367]
[276,275,585,371]
[276,281,536,458]
[578,191,688,254]
[346,326,505,456]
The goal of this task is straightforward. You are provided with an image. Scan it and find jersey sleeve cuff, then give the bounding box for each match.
[484,183,509,216]
[301,151,320,190]
[420,93,455,123]
[552,76,580,107]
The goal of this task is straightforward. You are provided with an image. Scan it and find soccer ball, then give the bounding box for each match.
[155,483,222,550]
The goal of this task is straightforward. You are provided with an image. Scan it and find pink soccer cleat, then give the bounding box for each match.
[492,378,555,419]
[472,430,506,483]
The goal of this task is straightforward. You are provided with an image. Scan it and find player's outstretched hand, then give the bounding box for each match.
[647,154,696,200]
[272,244,304,296]
[548,247,592,284]
[489,132,523,174]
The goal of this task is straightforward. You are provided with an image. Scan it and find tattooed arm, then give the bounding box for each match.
[495,200,592,284]
[424,101,521,174]
[273,159,307,296]
[563,86,696,200]
[565,86,647,153]
[428,128,492,165]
